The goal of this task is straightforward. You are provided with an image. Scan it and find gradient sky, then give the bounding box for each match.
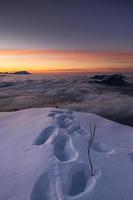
[0,0,133,73]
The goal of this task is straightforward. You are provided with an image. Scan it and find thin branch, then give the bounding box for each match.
[88,121,96,176]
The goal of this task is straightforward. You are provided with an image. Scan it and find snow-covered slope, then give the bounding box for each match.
[0,108,133,200]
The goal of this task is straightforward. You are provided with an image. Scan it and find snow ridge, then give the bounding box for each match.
[1,108,133,200]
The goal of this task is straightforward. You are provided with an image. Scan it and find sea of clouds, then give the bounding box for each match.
[0,73,133,126]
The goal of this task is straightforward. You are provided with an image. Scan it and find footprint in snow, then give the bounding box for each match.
[48,110,75,129]
[52,134,78,162]
[64,162,101,198]
[128,153,133,162]
[30,172,50,200]
[33,125,57,145]
[47,110,64,117]
[67,124,80,135]
[56,114,72,129]
[92,142,115,154]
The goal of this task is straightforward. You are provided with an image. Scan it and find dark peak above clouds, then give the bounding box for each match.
[14,71,31,75]
[0,71,31,75]
[90,74,129,87]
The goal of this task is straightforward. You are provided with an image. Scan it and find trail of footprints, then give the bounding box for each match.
[31,110,113,200]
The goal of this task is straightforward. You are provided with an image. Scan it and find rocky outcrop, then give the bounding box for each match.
[90,74,128,87]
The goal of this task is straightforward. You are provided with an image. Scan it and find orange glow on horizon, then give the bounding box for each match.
[0,49,133,73]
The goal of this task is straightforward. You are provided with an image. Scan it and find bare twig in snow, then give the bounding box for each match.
[88,121,96,176]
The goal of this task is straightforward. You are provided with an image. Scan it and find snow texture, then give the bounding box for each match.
[0,107,133,200]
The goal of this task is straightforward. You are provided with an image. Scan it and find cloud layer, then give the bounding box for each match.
[0,73,133,126]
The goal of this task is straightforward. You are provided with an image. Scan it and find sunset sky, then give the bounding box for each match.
[0,0,133,73]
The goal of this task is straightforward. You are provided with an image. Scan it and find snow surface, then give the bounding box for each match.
[0,107,133,200]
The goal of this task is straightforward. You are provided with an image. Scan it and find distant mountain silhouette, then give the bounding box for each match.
[14,71,31,75]
[0,71,31,75]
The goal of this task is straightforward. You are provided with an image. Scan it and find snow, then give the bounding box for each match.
[0,107,133,200]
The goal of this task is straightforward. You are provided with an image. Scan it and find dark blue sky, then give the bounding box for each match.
[0,0,133,51]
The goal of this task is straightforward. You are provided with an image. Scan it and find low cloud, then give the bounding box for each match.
[0,74,133,126]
